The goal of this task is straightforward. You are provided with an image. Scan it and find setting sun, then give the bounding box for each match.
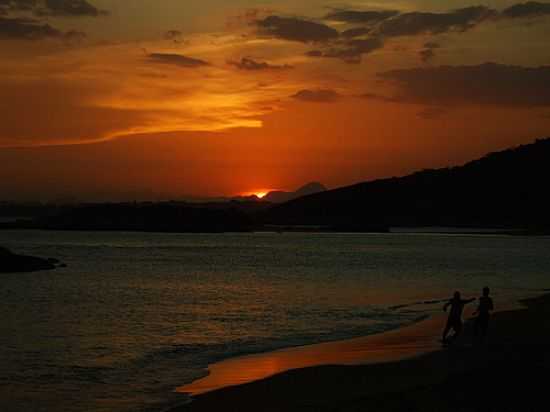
[241,190,271,198]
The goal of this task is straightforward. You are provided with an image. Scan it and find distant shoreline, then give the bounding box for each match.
[1,224,547,236]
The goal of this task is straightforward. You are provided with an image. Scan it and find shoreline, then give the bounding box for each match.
[177,313,444,396]
[169,293,550,411]
[2,226,548,236]
[177,298,524,397]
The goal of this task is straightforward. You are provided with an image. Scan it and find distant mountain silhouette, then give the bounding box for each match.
[263,182,327,203]
[266,138,550,233]
[162,183,325,204]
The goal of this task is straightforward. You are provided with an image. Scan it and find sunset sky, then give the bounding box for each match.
[1,0,550,201]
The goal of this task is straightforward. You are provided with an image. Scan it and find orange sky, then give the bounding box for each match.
[1,1,550,200]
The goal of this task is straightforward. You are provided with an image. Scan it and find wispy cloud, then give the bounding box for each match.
[256,15,339,43]
[502,1,550,18]
[0,16,60,39]
[0,0,107,17]
[325,9,398,24]
[147,53,210,68]
[228,57,292,71]
[306,37,383,64]
[0,0,107,40]
[374,6,497,37]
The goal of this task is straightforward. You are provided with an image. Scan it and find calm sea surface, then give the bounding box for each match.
[1,230,549,412]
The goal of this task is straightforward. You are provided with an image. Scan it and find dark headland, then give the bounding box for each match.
[265,137,550,234]
[1,138,550,234]
[0,247,62,273]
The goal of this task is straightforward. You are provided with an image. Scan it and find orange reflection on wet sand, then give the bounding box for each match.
[178,314,445,396]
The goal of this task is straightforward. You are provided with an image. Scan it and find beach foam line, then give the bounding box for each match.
[177,313,445,396]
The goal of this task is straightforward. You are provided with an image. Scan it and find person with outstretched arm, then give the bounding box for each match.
[442,291,476,344]
[473,286,494,343]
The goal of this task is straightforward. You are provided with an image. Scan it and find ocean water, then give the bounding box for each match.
[1,230,549,412]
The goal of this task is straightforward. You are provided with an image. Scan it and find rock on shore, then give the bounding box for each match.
[0,247,61,273]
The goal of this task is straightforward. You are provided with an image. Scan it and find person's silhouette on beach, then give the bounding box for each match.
[473,286,494,343]
[442,291,476,344]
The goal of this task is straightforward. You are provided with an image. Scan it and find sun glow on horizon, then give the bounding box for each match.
[241,190,274,198]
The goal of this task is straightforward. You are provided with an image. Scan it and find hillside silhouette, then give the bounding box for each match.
[265,138,550,233]
[263,182,327,203]
[2,139,549,233]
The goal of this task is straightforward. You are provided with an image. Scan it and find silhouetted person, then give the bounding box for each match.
[473,286,494,343]
[442,291,476,344]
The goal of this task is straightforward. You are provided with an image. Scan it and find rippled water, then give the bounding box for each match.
[1,230,549,412]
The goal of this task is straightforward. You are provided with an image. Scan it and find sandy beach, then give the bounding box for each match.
[172,293,550,411]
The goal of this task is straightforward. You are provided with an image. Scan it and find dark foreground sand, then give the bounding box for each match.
[172,294,550,412]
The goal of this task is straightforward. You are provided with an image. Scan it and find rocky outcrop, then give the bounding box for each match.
[0,247,62,273]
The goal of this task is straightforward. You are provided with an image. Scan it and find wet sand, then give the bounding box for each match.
[178,314,444,396]
[171,294,550,411]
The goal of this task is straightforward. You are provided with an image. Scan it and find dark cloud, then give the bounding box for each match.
[325,9,398,24]
[345,37,383,54]
[252,3,550,63]
[0,15,60,39]
[256,15,339,43]
[306,37,383,64]
[332,3,550,40]
[147,53,209,68]
[39,0,107,17]
[419,41,440,63]
[0,0,106,39]
[341,27,370,38]
[291,89,339,102]
[228,57,292,70]
[0,15,88,40]
[0,0,107,17]
[378,62,550,107]
[502,1,550,18]
[0,0,35,12]
[375,6,497,36]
